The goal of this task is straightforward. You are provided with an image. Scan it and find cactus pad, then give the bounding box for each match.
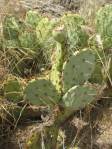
[3,76,23,102]
[24,79,60,106]
[63,49,96,92]
[36,17,56,48]
[62,84,99,110]
[60,13,89,50]
[61,13,85,26]
[52,25,66,44]
[19,30,39,53]
[25,10,41,28]
[50,42,66,92]
[95,4,112,49]
[3,16,21,40]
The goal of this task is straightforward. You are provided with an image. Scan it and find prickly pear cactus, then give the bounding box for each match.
[60,13,89,51]
[19,30,39,54]
[50,42,65,93]
[52,25,66,44]
[95,4,112,49]
[3,75,23,102]
[25,10,41,28]
[3,15,21,40]
[24,79,60,106]
[61,13,85,27]
[52,25,68,70]
[62,84,99,109]
[63,49,96,92]
[19,13,39,52]
[36,17,56,49]
[50,25,69,92]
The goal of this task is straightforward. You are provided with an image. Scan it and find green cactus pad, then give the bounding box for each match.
[3,16,21,40]
[62,84,99,109]
[52,25,66,44]
[61,14,85,26]
[35,17,56,63]
[19,30,39,52]
[60,13,89,50]
[4,76,23,102]
[24,79,60,106]
[36,17,56,48]
[63,49,96,92]
[50,42,66,92]
[50,69,61,93]
[25,10,41,28]
[95,4,112,49]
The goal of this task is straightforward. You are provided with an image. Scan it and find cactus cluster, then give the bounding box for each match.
[2,5,112,110]
[1,5,112,149]
[23,47,99,109]
[2,11,56,75]
[22,48,98,109]
[3,46,99,110]
[1,11,91,76]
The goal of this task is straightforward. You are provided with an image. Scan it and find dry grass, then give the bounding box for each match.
[79,0,107,25]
